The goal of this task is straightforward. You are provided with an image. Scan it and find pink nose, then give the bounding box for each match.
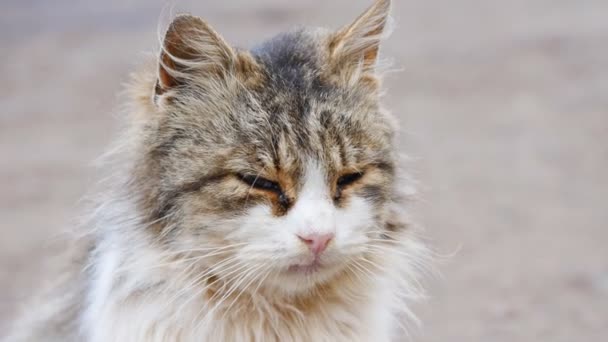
[297,233,334,256]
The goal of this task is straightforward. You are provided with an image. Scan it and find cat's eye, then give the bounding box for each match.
[239,174,282,193]
[337,171,364,188]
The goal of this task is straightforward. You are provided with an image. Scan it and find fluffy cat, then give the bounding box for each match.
[6,0,429,341]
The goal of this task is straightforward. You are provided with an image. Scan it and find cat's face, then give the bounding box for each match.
[137,0,398,294]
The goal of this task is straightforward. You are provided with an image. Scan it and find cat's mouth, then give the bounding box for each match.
[286,259,323,275]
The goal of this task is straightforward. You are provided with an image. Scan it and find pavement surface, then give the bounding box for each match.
[1,1,607,341]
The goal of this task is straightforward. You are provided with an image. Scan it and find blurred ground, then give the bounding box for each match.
[1,0,607,341]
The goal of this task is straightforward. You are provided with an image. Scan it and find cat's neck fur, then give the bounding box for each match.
[82,228,398,342]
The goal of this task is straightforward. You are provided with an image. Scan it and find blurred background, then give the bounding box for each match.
[1,0,607,341]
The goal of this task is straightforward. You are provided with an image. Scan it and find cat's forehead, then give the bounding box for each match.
[249,29,334,121]
[252,28,329,92]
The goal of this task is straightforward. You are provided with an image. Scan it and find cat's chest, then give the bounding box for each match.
[88,283,387,342]
[85,248,395,342]
[188,292,384,342]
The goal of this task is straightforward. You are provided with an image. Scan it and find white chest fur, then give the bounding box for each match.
[82,247,397,342]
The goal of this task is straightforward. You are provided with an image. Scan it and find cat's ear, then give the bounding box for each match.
[155,14,238,96]
[329,0,391,76]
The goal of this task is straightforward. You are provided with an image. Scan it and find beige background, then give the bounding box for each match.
[1,0,607,341]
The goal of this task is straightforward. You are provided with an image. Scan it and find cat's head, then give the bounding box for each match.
[130,0,405,295]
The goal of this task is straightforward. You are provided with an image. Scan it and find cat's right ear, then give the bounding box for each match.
[154,15,237,98]
[328,0,391,82]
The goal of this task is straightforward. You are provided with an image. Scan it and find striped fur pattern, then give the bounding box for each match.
[6,1,430,341]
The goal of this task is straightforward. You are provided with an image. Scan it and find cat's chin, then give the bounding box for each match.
[286,260,323,275]
[263,261,346,295]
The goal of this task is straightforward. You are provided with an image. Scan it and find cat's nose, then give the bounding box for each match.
[297,233,334,256]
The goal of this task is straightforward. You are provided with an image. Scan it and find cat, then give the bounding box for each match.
[6,0,429,341]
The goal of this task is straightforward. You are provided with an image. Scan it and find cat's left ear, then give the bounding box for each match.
[154,14,261,99]
[329,0,391,76]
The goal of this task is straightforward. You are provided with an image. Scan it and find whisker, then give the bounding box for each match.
[112,243,247,274]
[170,256,245,307]
[220,263,271,321]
